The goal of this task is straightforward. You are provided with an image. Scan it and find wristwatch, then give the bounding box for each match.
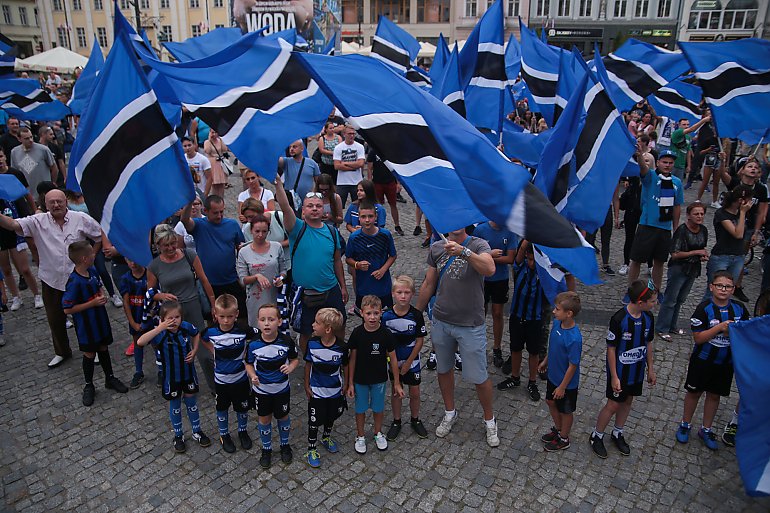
[461,247,472,259]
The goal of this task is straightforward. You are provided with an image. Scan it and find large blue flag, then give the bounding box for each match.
[553,49,585,124]
[138,32,332,181]
[457,0,505,131]
[296,53,592,273]
[519,18,559,126]
[680,39,770,138]
[68,39,105,116]
[502,121,552,168]
[0,33,16,77]
[730,316,770,497]
[737,128,770,147]
[430,34,451,88]
[369,16,430,89]
[0,78,71,121]
[600,39,689,113]
[163,27,245,62]
[646,78,702,125]
[505,33,521,83]
[68,31,195,266]
[431,44,465,118]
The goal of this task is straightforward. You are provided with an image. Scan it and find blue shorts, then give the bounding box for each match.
[354,382,386,414]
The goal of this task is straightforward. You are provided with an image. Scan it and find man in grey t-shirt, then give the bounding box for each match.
[416,227,500,447]
[10,127,57,201]
[278,139,320,211]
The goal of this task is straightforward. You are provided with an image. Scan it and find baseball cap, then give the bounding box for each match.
[658,149,676,160]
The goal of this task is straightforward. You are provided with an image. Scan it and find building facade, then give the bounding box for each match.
[0,0,42,57]
[676,0,766,42]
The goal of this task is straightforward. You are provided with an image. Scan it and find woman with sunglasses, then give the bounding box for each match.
[313,174,343,226]
[589,279,657,459]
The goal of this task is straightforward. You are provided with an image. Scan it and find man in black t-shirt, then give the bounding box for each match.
[366,148,403,235]
[0,117,21,160]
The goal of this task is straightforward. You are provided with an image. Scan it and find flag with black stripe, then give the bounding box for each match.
[647,78,702,125]
[296,53,595,283]
[370,15,431,90]
[680,39,770,138]
[0,33,17,78]
[600,39,689,113]
[0,78,71,120]
[519,19,561,126]
[458,0,505,131]
[431,44,465,118]
[68,31,194,266]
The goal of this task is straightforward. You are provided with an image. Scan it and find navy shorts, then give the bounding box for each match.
[298,285,346,336]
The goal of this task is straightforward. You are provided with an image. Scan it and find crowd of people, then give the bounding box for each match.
[0,92,767,469]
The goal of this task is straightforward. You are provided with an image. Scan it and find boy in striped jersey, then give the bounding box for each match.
[201,294,258,455]
[676,271,748,450]
[245,303,299,468]
[119,259,148,389]
[304,308,349,468]
[137,301,211,453]
[590,280,657,459]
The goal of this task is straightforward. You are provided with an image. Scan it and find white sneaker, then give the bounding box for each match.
[65,317,74,329]
[111,293,123,307]
[10,296,21,311]
[47,355,65,368]
[436,411,458,438]
[354,436,367,454]
[710,201,721,209]
[34,295,43,309]
[374,432,388,451]
[618,264,629,276]
[485,419,500,447]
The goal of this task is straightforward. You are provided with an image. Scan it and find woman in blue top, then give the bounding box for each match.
[344,179,386,233]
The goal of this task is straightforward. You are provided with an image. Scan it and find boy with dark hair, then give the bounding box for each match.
[119,259,148,389]
[62,241,128,406]
[676,271,748,450]
[538,291,582,451]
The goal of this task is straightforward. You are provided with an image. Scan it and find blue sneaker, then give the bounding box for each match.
[698,428,718,450]
[320,436,339,453]
[622,293,630,305]
[676,422,691,443]
[305,449,321,468]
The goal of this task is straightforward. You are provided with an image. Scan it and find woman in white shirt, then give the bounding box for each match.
[237,169,275,221]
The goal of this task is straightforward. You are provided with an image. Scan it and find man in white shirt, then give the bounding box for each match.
[333,126,365,207]
[183,137,212,198]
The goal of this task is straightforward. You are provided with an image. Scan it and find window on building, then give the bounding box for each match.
[190,0,200,8]
[141,0,150,8]
[2,6,11,24]
[191,24,202,37]
[18,7,27,25]
[536,0,551,17]
[417,0,451,22]
[97,27,108,47]
[34,7,38,25]
[160,0,169,8]
[160,25,173,41]
[507,0,520,16]
[371,0,411,23]
[614,0,627,16]
[723,0,759,29]
[657,0,671,16]
[465,0,477,16]
[52,0,63,11]
[214,0,224,6]
[634,0,648,16]
[215,24,224,28]
[73,0,82,10]
[557,0,571,16]
[120,0,130,9]
[688,0,722,30]
[76,27,87,47]
[94,0,103,10]
[578,0,592,16]
[57,27,68,47]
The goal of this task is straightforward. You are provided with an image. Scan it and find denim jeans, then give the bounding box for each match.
[703,253,744,299]
[657,265,696,333]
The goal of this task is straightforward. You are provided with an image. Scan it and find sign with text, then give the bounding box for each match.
[547,27,604,39]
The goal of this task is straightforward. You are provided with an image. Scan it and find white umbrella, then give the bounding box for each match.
[418,41,436,58]
[341,41,359,54]
[16,46,89,74]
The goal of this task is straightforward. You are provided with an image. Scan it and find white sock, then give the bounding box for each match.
[592,429,604,439]
[444,409,456,419]
[484,417,496,428]
[612,426,624,437]
[731,410,739,426]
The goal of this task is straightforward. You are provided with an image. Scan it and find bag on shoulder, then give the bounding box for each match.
[182,250,211,317]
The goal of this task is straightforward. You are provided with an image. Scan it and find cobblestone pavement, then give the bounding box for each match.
[1,173,769,512]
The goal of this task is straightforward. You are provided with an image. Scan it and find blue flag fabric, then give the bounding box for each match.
[519,19,559,126]
[457,0,505,131]
[138,32,332,181]
[163,27,246,62]
[0,174,28,201]
[504,33,521,85]
[502,122,552,169]
[68,31,195,266]
[729,316,770,497]
[296,53,590,266]
[680,39,770,138]
[737,128,770,146]
[554,49,585,124]
[0,33,16,77]
[370,16,430,89]
[646,78,702,125]
[430,34,451,87]
[68,39,105,115]
[601,39,689,113]
[431,44,465,118]
[0,78,71,121]
[322,33,336,56]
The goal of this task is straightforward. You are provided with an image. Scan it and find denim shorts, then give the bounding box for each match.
[431,319,488,384]
[354,382,386,414]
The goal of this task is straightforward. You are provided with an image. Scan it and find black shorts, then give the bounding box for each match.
[546,380,578,414]
[308,396,347,427]
[0,228,17,251]
[684,355,733,397]
[162,379,199,400]
[704,153,721,168]
[484,279,510,305]
[255,390,291,418]
[78,337,113,353]
[388,368,422,386]
[509,316,544,354]
[606,379,644,402]
[215,380,252,413]
[630,225,672,263]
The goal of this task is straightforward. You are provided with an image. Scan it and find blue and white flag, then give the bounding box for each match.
[601,39,689,113]
[296,53,591,267]
[139,32,332,181]
[505,33,521,83]
[430,34,451,88]
[680,39,770,138]
[163,27,246,62]
[502,121,552,169]
[370,15,429,88]
[730,316,770,497]
[68,31,194,266]
[0,173,28,201]
[431,44,465,118]
[519,18,559,126]
[0,33,16,77]
[646,78,702,125]
[322,33,336,56]
[457,0,505,131]
[68,38,105,116]
[554,49,585,124]
[0,78,71,121]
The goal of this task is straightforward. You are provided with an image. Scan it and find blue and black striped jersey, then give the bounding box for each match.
[246,334,298,395]
[690,299,748,366]
[151,321,199,386]
[511,261,545,320]
[119,270,147,335]
[304,337,348,398]
[382,306,426,374]
[202,324,258,384]
[606,307,655,386]
[62,267,113,347]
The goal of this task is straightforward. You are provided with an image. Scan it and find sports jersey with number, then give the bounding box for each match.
[382,306,426,374]
[606,307,655,386]
[151,321,199,386]
[690,299,748,366]
[246,334,298,395]
[202,325,257,384]
[304,337,348,398]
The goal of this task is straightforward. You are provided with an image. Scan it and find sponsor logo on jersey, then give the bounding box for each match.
[691,318,703,327]
[622,332,633,341]
[606,329,616,341]
[709,335,730,348]
[619,347,647,364]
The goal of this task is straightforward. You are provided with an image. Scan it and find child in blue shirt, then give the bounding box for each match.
[62,241,128,407]
[119,259,148,389]
[538,291,583,452]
